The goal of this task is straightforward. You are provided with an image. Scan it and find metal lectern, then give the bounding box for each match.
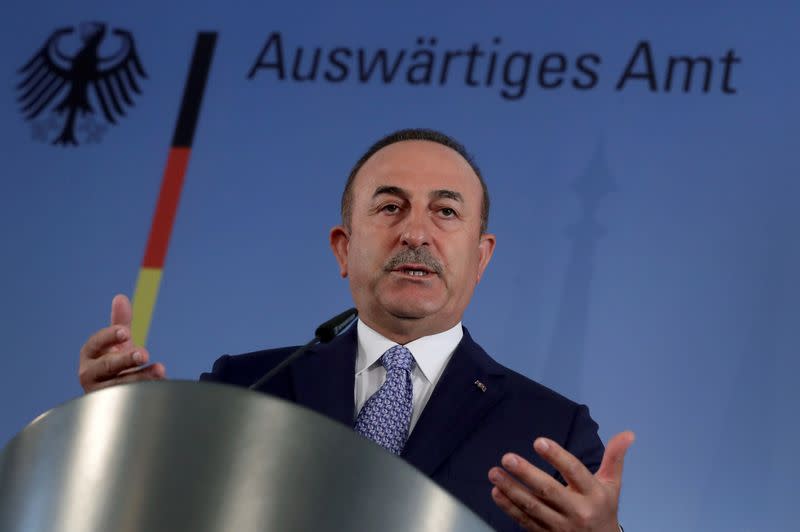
[0,381,492,531]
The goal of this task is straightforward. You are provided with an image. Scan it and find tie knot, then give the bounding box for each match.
[381,345,414,372]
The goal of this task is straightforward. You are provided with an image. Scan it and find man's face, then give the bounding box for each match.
[330,140,495,340]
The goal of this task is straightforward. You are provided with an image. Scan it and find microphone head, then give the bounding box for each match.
[315,307,358,343]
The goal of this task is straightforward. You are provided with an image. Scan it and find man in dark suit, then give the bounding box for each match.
[79,129,633,531]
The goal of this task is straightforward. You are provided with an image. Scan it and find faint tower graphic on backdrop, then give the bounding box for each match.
[17,22,147,146]
[541,142,616,396]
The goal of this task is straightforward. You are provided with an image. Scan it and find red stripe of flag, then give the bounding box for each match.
[142,147,190,268]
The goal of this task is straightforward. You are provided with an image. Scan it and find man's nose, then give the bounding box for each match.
[400,210,430,248]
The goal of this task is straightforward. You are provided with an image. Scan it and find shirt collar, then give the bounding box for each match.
[355,319,463,384]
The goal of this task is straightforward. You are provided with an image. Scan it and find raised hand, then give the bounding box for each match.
[78,294,166,393]
[489,431,634,531]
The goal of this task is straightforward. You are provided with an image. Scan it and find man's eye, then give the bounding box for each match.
[440,207,456,217]
[381,204,400,213]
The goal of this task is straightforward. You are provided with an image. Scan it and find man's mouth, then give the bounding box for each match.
[392,263,436,278]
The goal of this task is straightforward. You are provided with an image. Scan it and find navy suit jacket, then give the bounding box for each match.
[200,324,604,531]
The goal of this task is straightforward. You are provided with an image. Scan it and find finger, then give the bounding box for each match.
[108,295,134,352]
[496,454,572,513]
[489,466,566,525]
[490,486,547,531]
[110,294,133,328]
[595,431,635,485]
[81,347,149,385]
[80,326,130,360]
[91,363,166,391]
[534,437,595,494]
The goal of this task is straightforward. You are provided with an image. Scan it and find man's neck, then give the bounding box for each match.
[357,313,461,345]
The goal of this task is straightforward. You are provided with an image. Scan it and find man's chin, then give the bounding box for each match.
[381,301,443,321]
[370,281,449,322]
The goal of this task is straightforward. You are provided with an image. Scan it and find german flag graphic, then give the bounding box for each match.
[132,32,217,346]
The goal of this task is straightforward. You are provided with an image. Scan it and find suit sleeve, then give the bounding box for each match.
[557,403,605,483]
[198,354,232,383]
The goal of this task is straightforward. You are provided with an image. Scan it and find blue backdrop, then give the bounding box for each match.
[3,2,799,530]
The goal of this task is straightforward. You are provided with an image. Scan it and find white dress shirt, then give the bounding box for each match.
[354,319,463,433]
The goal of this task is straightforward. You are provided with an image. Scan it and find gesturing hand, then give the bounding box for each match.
[489,431,634,532]
[78,294,166,393]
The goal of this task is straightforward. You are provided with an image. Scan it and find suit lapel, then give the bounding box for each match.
[290,323,357,427]
[402,328,506,476]
[285,323,507,474]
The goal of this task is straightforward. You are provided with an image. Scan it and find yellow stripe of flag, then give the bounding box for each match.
[132,267,163,346]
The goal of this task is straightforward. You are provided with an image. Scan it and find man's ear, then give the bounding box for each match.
[475,233,496,283]
[330,225,350,278]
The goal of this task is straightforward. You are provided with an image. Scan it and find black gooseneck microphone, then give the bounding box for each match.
[248,307,358,390]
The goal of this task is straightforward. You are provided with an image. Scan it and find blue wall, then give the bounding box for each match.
[3,2,799,529]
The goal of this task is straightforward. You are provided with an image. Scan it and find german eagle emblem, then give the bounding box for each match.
[17,22,147,146]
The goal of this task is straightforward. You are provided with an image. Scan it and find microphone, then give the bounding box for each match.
[315,307,359,342]
[249,308,358,390]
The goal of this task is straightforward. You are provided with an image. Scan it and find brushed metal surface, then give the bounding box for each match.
[0,381,492,532]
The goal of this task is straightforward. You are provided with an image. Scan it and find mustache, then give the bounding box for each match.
[384,248,444,275]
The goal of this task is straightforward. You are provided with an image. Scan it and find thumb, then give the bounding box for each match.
[110,294,133,328]
[595,430,635,486]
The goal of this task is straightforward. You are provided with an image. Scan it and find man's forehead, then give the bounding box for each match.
[353,140,480,194]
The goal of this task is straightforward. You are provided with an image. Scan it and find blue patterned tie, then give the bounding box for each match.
[354,345,415,455]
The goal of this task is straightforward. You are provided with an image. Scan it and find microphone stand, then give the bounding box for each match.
[249,308,357,390]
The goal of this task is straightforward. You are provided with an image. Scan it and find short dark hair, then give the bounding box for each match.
[341,128,490,233]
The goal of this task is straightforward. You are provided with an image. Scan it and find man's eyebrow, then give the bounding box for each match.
[431,189,463,202]
[373,185,408,199]
[372,186,463,203]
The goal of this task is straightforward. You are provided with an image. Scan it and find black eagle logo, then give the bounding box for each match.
[17,22,147,146]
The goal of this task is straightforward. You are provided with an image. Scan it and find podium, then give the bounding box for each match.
[0,381,492,531]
